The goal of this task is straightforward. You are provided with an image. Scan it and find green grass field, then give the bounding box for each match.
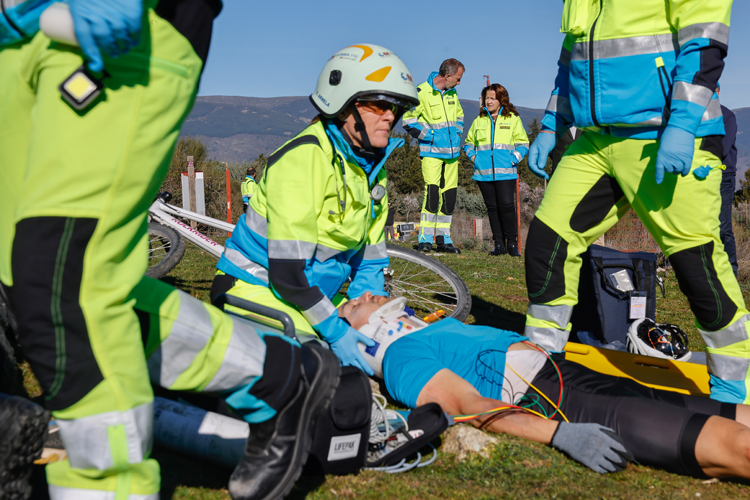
[146,239,750,499]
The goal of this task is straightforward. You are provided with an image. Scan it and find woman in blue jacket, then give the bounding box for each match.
[464,84,529,256]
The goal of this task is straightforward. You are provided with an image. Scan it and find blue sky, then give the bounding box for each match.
[198,1,750,111]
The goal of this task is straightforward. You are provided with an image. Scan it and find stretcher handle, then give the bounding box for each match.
[217,294,298,340]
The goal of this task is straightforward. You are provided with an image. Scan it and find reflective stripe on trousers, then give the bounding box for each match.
[524,304,574,353]
[700,313,750,404]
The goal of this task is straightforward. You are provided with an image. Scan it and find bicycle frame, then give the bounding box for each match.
[148,198,230,258]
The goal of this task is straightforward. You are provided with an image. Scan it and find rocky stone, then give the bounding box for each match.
[442,424,498,461]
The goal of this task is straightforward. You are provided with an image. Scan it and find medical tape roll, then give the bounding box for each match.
[357,297,428,378]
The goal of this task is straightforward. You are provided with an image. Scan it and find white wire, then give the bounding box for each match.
[369,393,408,444]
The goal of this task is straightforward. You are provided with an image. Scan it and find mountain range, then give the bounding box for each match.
[182,95,750,183]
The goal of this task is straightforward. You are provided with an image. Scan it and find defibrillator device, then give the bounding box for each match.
[357,297,428,378]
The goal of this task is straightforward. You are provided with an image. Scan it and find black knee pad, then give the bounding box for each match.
[569,174,624,233]
[441,188,457,215]
[425,184,440,213]
[11,217,104,411]
[669,241,738,331]
[525,217,568,303]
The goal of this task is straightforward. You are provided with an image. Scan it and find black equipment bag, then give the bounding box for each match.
[571,245,662,346]
[304,366,372,475]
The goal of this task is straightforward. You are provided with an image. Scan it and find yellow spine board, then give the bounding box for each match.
[563,343,710,397]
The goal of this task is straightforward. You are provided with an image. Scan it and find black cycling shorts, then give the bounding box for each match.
[525,358,736,477]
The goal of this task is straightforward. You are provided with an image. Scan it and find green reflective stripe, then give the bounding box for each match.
[147,295,213,388]
[673,81,714,107]
[222,248,269,283]
[705,351,750,381]
[302,297,336,326]
[524,325,569,353]
[268,239,316,260]
[361,241,387,260]
[108,425,132,500]
[203,316,266,393]
[244,206,267,237]
[55,402,153,471]
[48,217,75,401]
[678,22,729,46]
[700,316,750,349]
[528,234,563,299]
[572,34,677,61]
[546,94,573,117]
[527,303,573,329]
[49,487,158,500]
[702,99,721,121]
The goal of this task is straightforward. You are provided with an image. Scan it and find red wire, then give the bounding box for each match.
[522,341,564,419]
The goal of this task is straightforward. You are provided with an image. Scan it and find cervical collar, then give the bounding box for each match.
[357,297,429,378]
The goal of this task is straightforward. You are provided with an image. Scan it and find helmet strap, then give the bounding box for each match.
[349,106,377,159]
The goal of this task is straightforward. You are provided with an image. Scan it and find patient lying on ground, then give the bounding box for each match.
[338,293,750,479]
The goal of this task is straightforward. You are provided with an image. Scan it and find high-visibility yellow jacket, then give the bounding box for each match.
[402,72,464,159]
[543,0,731,140]
[217,120,401,328]
[241,176,257,204]
[464,110,529,182]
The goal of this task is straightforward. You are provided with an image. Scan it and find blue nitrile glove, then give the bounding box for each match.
[551,422,633,474]
[527,131,557,180]
[655,126,695,184]
[316,313,375,376]
[693,165,712,179]
[69,0,143,72]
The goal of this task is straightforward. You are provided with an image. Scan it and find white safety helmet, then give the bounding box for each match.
[357,297,428,378]
[626,318,692,362]
[310,43,419,119]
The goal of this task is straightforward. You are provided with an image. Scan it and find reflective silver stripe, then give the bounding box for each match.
[477,167,515,176]
[418,128,429,140]
[559,46,571,67]
[315,243,342,262]
[49,486,159,500]
[56,402,153,471]
[546,94,573,117]
[673,81,713,107]
[268,239,316,260]
[421,121,458,130]
[419,145,454,155]
[528,303,573,329]
[512,151,523,162]
[302,297,337,326]
[147,292,213,387]
[474,144,513,151]
[465,145,476,156]
[515,143,529,149]
[3,0,32,7]
[620,116,663,127]
[705,352,750,381]
[699,315,750,349]
[572,34,677,61]
[421,226,436,235]
[524,326,569,352]
[702,98,722,122]
[244,206,268,237]
[678,22,730,47]
[421,213,437,223]
[402,117,418,126]
[223,248,270,282]
[436,215,452,224]
[362,241,388,260]
[203,317,266,393]
[436,228,450,235]
[475,145,492,152]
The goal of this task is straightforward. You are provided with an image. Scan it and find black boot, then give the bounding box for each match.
[417,242,432,253]
[228,342,341,500]
[507,244,521,257]
[0,393,49,500]
[435,243,461,254]
[489,243,506,256]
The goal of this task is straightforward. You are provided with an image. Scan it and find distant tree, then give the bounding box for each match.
[736,168,750,203]
[384,132,423,195]
[517,118,551,189]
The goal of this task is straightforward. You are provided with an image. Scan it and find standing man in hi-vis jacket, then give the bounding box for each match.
[524,1,747,404]
[403,59,465,254]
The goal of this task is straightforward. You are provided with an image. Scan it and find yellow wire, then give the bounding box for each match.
[454,405,548,422]
[505,363,570,423]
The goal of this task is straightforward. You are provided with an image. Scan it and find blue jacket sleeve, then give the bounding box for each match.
[347,241,388,299]
[541,35,576,136]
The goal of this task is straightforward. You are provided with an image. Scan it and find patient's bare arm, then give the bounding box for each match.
[417,368,558,444]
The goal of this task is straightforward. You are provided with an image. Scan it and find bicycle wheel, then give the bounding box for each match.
[146,223,186,279]
[385,245,471,322]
